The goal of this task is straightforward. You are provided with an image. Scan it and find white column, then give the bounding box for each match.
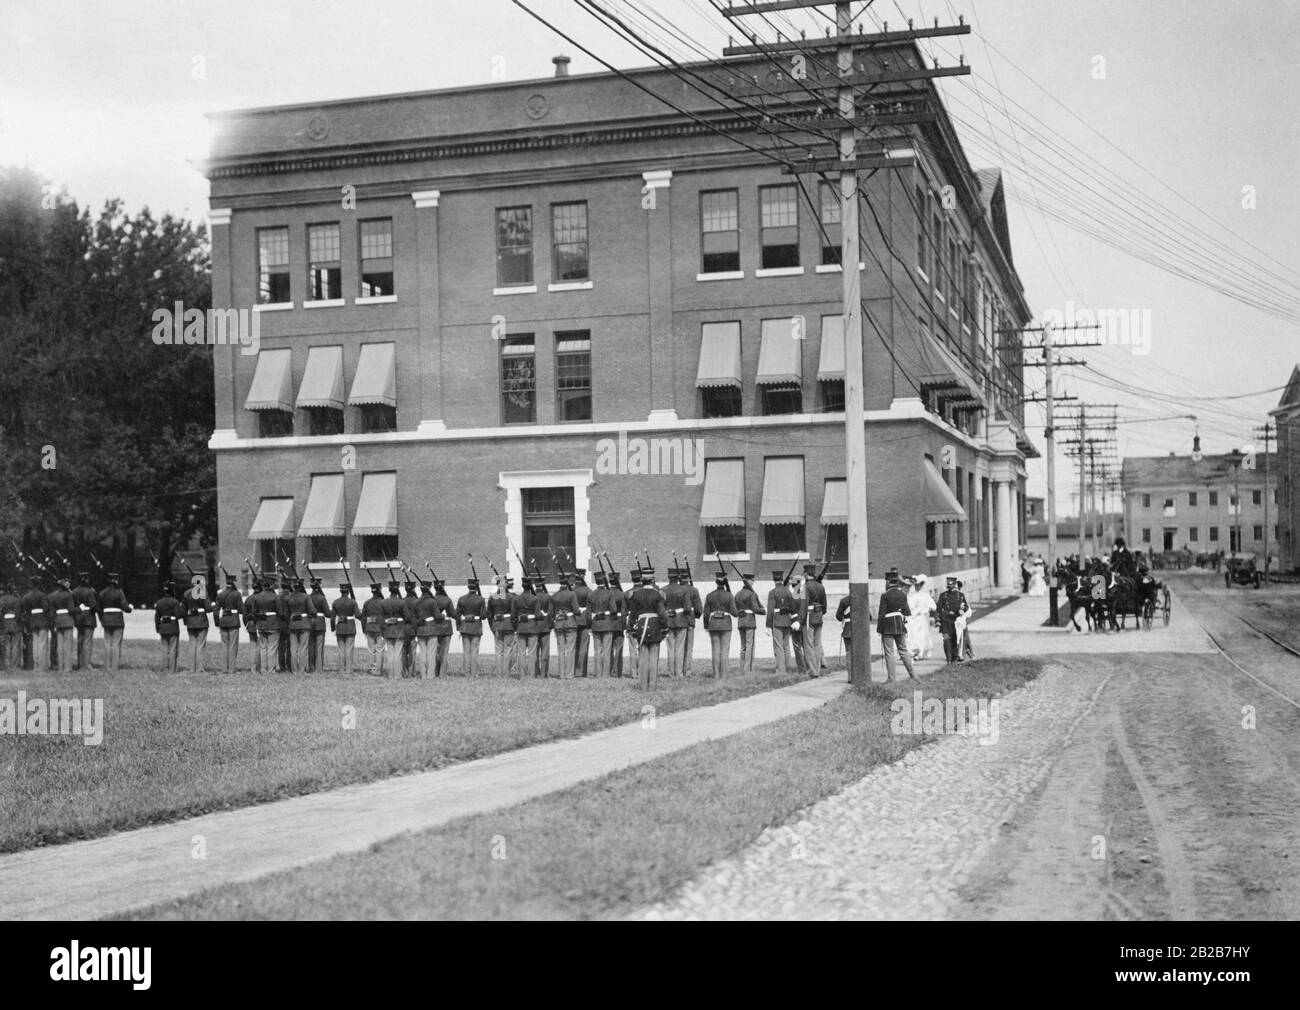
[995,479,1015,589]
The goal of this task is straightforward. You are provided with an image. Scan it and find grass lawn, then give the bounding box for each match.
[0,640,805,854]
[124,657,1045,920]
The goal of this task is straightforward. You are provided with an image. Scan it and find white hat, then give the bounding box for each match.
[914,574,927,584]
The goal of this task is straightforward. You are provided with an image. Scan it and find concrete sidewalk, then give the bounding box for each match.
[0,675,847,921]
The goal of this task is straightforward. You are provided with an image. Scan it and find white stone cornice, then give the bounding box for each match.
[208,208,233,227]
[412,190,441,208]
[642,170,673,189]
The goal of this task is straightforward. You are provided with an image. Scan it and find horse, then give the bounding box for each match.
[1105,573,1138,630]
[1064,572,1094,632]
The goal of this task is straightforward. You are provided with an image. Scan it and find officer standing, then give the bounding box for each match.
[533,574,553,678]
[487,575,516,677]
[215,573,245,675]
[622,565,641,681]
[276,578,293,673]
[20,577,50,671]
[587,571,616,678]
[610,568,629,678]
[402,580,420,677]
[766,571,798,676]
[456,578,486,676]
[703,572,739,678]
[72,571,98,671]
[572,569,591,678]
[285,578,315,674]
[413,579,442,679]
[835,594,852,660]
[182,577,214,674]
[381,580,406,678]
[47,575,77,674]
[802,564,828,675]
[734,573,764,675]
[550,574,579,679]
[936,576,968,663]
[878,569,918,682]
[683,570,703,678]
[243,577,263,673]
[662,567,691,678]
[331,582,359,674]
[255,578,287,673]
[307,577,328,672]
[511,576,542,677]
[788,571,808,676]
[361,581,386,676]
[626,568,669,691]
[154,582,182,674]
[0,582,21,671]
[431,579,455,677]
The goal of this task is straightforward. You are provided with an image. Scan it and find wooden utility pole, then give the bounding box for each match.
[1254,422,1273,575]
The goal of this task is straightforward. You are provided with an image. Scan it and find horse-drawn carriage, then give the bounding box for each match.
[1224,554,1261,589]
[1062,562,1169,632]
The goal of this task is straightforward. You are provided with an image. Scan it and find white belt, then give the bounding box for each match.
[424,616,437,623]
[885,611,904,618]
[55,609,69,614]
[2,612,14,619]
[30,608,43,614]
[104,608,122,613]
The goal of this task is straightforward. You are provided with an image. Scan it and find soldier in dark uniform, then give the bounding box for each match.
[936,575,968,664]
[788,571,809,676]
[243,577,263,673]
[703,573,739,678]
[361,582,386,676]
[587,571,616,678]
[20,576,50,671]
[215,573,245,675]
[154,582,182,674]
[766,571,798,676]
[802,564,828,675]
[735,573,764,675]
[550,573,579,679]
[662,568,692,678]
[402,580,419,677]
[255,578,287,673]
[835,594,852,659]
[72,571,98,671]
[456,578,486,676]
[413,580,443,679]
[622,566,640,681]
[285,578,315,674]
[609,569,628,678]
[487,576,516,677]
[572,569,591,678]
[683,571,703,678]
[0,581,21,671]
[878,569,918,682]
[431,579,455,677]
[511,576,542,678]
[276,578,292,673]
[381,580,406,678]
[307,577,328,672]
[331,582,359,674]
[47,575,77,674]
[181,577,214,673]
[627,568,670,691]
[533,575,553,678]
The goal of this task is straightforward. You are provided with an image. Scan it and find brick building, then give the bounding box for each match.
[1121,452,1279,562]
[203,50,1035,598]
[1271,365,1300,572]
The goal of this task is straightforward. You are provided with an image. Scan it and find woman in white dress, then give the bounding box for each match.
[1028,557,1047,597]
[907,575,936,659]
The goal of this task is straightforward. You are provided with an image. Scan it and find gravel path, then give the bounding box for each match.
[638,662,1107,920]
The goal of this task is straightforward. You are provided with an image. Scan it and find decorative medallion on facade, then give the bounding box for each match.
[524,94,549,119]
[306,115,330,142]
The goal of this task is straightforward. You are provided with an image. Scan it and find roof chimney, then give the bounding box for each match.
[553,55,571,77]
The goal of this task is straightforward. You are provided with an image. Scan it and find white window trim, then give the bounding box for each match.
[548,280,593,292]
[704,553,751,563]
[815,262,866,273]
[761,552,811,561]
[355,295,397,305]
[696,271,745,282]
[254,302,294,312]
[755,266,805,278]
[303,298,347,309]
[493,285,538,296]
[926,549,939,558]
[942,548,954,556]
[498,469,593,585]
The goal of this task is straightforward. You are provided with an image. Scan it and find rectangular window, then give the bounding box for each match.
[258,410,293,438]
[764,524,806,554]
[359,404,396,433]
[359,218,394,297]
[701,190,740,274]
[701,386,742,418]
[926,522,938,551]
[307,407,344,436]
[1141,494,1151,508]
[1252,489,1262,506]
[551,202,589,282]
[309,535,347,565]
[915,186,928,272]
[1141,528,1151,544]
[819,181,841,266]
[523,487,576,576]
[1189,527,1199,542]
[260,538,295,576]
[257,226,290,304]
[496,206,533,287]
[761,386,802,416]
[1254,524,1264,541]
[931,210,943,289]
[819,379,845,412]
[759,185,799,269]
[948,238,960,306]
[555,331,592,422]
[1209,491,1218,506]
[360,534,399,564]
[307,223,341,301]
[1189,491,1198,507]
[500,335,536,424]
[710,525,747,556]
[1209,526,1219,542]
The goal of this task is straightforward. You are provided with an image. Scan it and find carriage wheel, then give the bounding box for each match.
[1162,590,1171,626]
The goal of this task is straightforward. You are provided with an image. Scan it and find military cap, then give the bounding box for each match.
[640,568,656,583]
[742,572,755,581]
[405,580,418,590]
[593,571,608,587]
[78,570,90,581]
[419,581,433,594]
[771,570,786,583]
[164,581,176,592]
[433,580,446,592]
[667,568,681,583]
[387,580,401,591]
[370,583,384,594]
[309,577,322,587]
[226,574,237,585]
[504,577,515,589]
[467,578,480,591]
[108,571,121,581]
[945,575,959,586]
[884,568,902,584]
[803,564,818,576]
[338,583,352,594]
[714,573,728,585]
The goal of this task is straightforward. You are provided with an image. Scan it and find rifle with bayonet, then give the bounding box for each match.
[816,544,836,583]
[337,550,357,594]
[174,550,207,599]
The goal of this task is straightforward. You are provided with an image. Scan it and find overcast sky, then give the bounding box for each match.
[3,0,1296,509]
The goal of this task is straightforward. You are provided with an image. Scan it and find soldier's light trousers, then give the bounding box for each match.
[555,629,575,679]
[665,628,687,678]
[574,627,590,677]
[220,628,239,674]
[365,632,383,675]
[188,628,209,673]
[709,630,732,678]
[160,633,179,674]
[882,633,917,681]
[289,631,309,674]
[803,622,823,672]
[738,628,756,674]
[683,626,696,677]
[2,632,19,670]
[537,633,550,678]
[76,628,94,670]
[638,642,660,691]
[461,634,480,676]
[416,636,436,678]
[770,627,792,676]
[259,631,281,673]
[592,631,612,678]
[519,633,538,676]
[625,632,638,679]
[434,635,451,677]
[611,632,624,677]
[336,633,355,673]
[56,629,74,673]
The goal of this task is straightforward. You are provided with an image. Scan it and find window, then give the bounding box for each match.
[931,209,943,288]
[764,524,806,554]
[761,386,802,415]
[710,526,746,555]
[701,190,740,273]
[1209,491,1218,506]
[915,185,928,272]
[260,538,295,575]
[360,535,399,564]
[819,379,845,412]
[1141,494,1150,508]
[1252,489,1262,506]
[496,206,533,287]
[307,407,344,436]
[500,335,536,424]
[948,238,960,306]
[702,387,742,418]
[523,487,575,576]
[1163,497,1175,514]
[258,410,293,438]
[1189,491,1198,507]
[1141,528,1151,544]
[961,256,972,329]
[309,535,347,565]
[819,181,841,266]
[359,219,394,297]
[307,223,341,300]
[257,227,290,304]
[926,522,938,551]
[1190,527,1199,542]
[551,202,589,282]
[759,185,799,269]
[1209,526,1219,542]
[1253,525,1264,542]
[359,405,396,433]
[555,331,592,421]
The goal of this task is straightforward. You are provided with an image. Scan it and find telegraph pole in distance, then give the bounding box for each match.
[1254,421,1273,576]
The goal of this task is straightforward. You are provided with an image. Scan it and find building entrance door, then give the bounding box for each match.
[1162,528,1176,551]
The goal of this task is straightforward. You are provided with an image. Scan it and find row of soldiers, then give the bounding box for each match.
[0,572,132,672]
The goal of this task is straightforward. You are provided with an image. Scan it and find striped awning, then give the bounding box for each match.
[760,457,806,525]
[298,473,346,537]
[249,497,295,540]
[924,458,968,524]
[818,315,845,381]
[296,345,344,410]
[820,478,847,525]
[699,459,745,527]
[756,318,803,386]
[348,343,396,407]
[352,472,397,536]
[695,321,742,388]
[244,349,293,412]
